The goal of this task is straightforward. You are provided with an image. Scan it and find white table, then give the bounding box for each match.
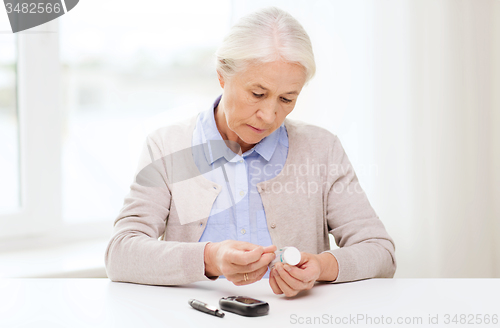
[0,278,498,328]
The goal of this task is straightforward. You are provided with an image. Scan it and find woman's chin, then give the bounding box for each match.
[237,135,263,151]
[245,133,266,144]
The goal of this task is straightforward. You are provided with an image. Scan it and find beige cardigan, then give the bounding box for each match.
[104,115,396,285]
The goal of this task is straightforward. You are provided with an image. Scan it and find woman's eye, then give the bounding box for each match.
[281,97,292,103]
[252,92,264,98]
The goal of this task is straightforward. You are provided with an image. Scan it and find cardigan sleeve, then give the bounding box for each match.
[104,134,215,285]
[323,135,397,282]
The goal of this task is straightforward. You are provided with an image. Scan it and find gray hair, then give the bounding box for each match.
[215,7,316,83]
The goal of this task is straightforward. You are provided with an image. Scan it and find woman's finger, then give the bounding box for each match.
[250,265,268,281]
[226,272,249,286]
[275,264,308,291]
[274,270,298,297]
[282,263,317,284]
[228,264,269,286]
[255,267,269,281]
[232,252,275,274]
[227,246,264,266]
[269,271,283,294]
[262,244,277,254]
[242,266,269,285]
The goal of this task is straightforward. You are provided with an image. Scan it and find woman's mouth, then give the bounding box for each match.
[247,124,266,134]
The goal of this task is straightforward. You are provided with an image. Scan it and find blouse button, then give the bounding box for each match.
[270,223,276,229]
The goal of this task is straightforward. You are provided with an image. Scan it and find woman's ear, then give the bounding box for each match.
[217,71,225,89]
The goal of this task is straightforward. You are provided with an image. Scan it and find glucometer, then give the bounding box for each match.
[219,296,269,317]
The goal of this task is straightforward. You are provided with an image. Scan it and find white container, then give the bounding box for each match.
[269,247,301,269]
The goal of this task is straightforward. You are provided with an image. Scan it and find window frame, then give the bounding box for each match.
[0,20,111,248]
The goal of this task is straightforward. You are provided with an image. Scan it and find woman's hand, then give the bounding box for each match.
[269,252,339,297]
[204,241,276,285]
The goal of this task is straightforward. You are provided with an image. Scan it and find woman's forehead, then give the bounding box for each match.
[236,61,306,92]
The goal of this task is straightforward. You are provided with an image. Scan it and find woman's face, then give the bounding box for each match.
[215,60,307,153]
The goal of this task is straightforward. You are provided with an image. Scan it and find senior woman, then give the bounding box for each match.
[105,7,396,297]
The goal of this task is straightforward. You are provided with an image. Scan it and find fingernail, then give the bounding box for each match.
[284,264,291,271]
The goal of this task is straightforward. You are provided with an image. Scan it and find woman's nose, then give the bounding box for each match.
[256,100,277,124]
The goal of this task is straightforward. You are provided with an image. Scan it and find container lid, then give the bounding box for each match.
[283,247,301,266]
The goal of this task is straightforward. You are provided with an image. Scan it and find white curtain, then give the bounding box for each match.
[231,0,500,278]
